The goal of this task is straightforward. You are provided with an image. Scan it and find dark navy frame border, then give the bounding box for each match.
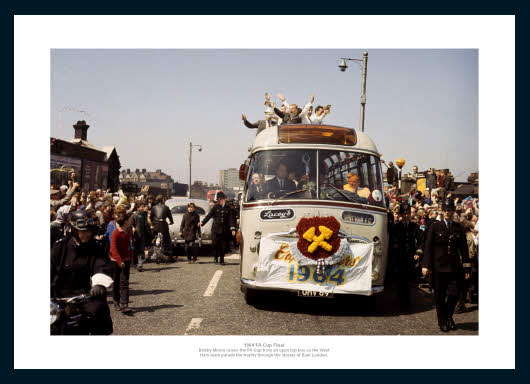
[6,1,523,381]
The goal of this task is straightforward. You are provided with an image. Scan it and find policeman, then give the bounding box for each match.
[199,191,236,265]
[422,197,471,332]
[151,194,174,261]
[391,201,424,308]
[51,210,114,335]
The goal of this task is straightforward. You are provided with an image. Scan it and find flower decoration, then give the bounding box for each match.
[296,216,341,261]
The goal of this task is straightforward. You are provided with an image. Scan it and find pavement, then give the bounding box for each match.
[110,250,479,336]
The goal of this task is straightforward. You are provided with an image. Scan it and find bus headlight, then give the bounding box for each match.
[50,302,59,325]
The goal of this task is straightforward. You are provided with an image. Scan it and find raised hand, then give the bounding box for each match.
[277,93,285,101]
[265,92,270,101]
[310,93,315,103]
[242,114,247,121]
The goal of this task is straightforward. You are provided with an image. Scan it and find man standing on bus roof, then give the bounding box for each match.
[274,93,302,124]
[422,197,471,332]
[265,162,297,199]
[242,112,277,136]
[199,191,236,265]
[299,94,331,125]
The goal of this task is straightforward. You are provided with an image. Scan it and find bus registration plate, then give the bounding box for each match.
[297,290,334,298]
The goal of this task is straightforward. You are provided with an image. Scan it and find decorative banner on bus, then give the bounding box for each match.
[256,234,373,295]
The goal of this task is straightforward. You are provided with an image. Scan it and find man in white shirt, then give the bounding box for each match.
[299,94,331,124]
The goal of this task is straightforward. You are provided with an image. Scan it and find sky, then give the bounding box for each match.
[50,49,478,184]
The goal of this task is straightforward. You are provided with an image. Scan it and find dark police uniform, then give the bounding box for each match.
[201,201,235,264]
[391,203,424,307]
[51,237,114,335]
[422,205,470,331]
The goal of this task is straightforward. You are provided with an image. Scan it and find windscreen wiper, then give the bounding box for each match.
[271,189,310,205]
[323,183,360,204]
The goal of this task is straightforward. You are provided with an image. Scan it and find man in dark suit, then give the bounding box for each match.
[273,93,302,124]
[443,170,455,193]
[247,173,266,201]
[265,162,297,199]
[199,192,236,265]
[242,113,277,135]
[179,202,201,263]
[150,194,174,261]
[422,197,471,332]
[386,161,398,187]
[391,202,425,308]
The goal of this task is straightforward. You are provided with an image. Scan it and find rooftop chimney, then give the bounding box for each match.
[73,120,89,141]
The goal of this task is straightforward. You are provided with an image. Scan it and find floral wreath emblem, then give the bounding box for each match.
[296,216,341,260]
[289,216,350,273]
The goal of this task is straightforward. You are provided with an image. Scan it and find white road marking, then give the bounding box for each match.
[185,318,203,335]
[225,253,240,260]
[203,270,223,297]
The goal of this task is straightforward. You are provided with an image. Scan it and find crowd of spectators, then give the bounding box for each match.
[50,180,176,313]
[386,180,479,309]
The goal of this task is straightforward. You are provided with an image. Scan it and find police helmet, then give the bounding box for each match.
[442,198,456,211]
[70,210,95,231]
[399,201,411,215]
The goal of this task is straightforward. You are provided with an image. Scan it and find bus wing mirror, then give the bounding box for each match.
[239,163,249,181]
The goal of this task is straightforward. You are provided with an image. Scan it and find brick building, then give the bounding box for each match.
[50,120,121,191]
[119,168,175,196]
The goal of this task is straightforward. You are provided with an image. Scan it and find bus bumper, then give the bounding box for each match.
[241,278,384,296]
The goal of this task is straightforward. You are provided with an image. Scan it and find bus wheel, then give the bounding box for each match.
[244,288,258,306]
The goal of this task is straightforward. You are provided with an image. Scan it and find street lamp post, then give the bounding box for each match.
[188,142,203,198]
[338,51,369,132]
[396,158,406,195]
